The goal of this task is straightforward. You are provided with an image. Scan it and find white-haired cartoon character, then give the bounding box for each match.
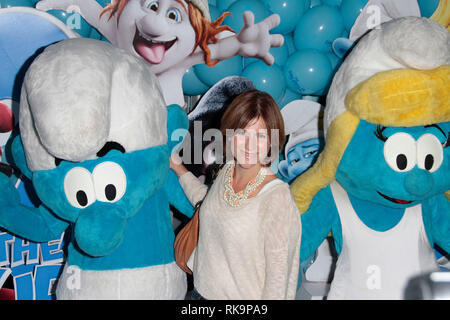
[37,0,284,106]
[278,100,324,184]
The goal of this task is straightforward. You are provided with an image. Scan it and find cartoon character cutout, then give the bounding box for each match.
[291,17,450,299]
[37,0,284,106]
[278,100,324,184]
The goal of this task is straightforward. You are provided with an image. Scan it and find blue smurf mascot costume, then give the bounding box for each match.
[0,38,194,299]
[291,17,450,299]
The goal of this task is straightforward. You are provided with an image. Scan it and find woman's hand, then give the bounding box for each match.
[170,153,188,177]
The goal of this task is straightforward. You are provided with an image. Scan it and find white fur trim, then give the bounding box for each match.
[55,262,187,300]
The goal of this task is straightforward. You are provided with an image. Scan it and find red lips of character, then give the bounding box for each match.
[0,102,14,133]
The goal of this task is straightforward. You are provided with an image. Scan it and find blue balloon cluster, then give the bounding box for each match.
[184,0,372,107]
[12,0,431,108]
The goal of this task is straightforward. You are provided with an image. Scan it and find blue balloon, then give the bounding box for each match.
[340,0,369,31]
[47,10,92,37]
[283,49,332,95]
[310,0,322,7]
[327,51,342,73]
[262,0,311,34]
[217,0,237,12]
[194,55,243,86]
[223,0,270,33]
[278,88,302,109]
[284,33,297,55]
[242,61,286,102]
[183,67,210,96]
[209,4,221,21]
[322,0,342,8]
[0,0,34,7]
[294,5,345,52]
[417,0,439,18]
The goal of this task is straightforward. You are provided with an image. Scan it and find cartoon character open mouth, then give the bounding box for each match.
[133,27,177,65]
[377,191,413,205]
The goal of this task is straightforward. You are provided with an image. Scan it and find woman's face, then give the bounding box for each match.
[232,117,271,169]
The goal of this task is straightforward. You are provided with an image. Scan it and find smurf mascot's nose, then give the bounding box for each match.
[404,169,433,197]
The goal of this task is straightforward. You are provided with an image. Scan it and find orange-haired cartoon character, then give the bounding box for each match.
[37,0,283,106]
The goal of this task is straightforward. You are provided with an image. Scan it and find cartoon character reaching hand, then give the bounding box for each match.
[37,0,284,107]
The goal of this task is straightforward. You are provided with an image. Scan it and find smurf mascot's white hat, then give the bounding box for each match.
[20,38,167,172]
[281,100,323,159]
[291,17,450,213]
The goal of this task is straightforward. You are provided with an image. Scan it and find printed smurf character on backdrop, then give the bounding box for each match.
[277,100,324,184]
[0,38,195,299]
[0,7,80,300]
[36,0,284,107]
[291,17,450,299]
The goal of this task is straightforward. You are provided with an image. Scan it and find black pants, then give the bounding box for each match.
[191,288,207,300]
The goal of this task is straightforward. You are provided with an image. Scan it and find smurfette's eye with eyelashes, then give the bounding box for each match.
[383,132,416,172]
[144,0,159,11]
[416,134,443,173]
[166,8,181,22]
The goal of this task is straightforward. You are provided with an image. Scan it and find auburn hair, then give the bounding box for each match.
[100,0,234,67]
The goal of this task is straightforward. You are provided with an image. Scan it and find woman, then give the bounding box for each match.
[170,90,301,300]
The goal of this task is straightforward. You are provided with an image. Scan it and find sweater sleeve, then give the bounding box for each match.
[261,185,302,300]
[178,171,208,206]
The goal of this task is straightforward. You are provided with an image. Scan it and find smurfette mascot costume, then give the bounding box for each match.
[291,17,450,300]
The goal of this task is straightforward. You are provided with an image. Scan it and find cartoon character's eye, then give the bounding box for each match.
[290,158,300,165]
[416,133,443,173]
[166,8,181,22]
[304,150,318,158]
[145,0,159,11]
[383,132,416,172]
[92,162,127,203]
[64,167,96,209]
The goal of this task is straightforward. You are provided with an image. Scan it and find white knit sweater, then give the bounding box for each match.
[178,163,301,300]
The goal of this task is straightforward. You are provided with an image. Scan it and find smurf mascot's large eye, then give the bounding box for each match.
[383,132,416,172]
[417,134,443,173]
[64,167,96,208]
[92,162,127,203]
[145,0,159,11]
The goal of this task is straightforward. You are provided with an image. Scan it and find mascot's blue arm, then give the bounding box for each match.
[0,174,69,242]
[423,194,450,254]
[300,185,342,262]
[163,169,195,218]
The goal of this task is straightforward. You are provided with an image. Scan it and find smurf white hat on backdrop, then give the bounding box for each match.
[281,100,323,158]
